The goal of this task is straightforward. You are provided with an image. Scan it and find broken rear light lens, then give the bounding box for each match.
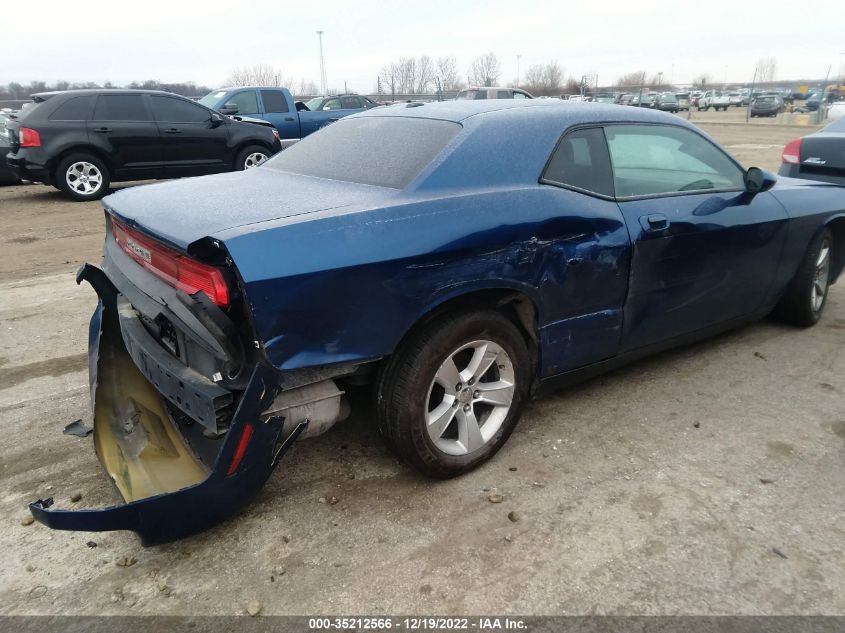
[226,423,254,476]
[111,217,230,307]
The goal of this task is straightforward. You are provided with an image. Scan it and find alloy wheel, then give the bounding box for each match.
[66,161,103,195]
[425,340,515,456]
[812,236,832,312]
[244,152,268,169]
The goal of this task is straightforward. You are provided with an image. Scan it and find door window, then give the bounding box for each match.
[604,124,745,197]
[513,91,529,99]
[92,95,151,121]
[321,98,342,110]
[226,90,259,114]
[150,96,210,123]
[340,96,361,109]
[261,90,290,113]
[497,90,511,99]
[542,127,614,197]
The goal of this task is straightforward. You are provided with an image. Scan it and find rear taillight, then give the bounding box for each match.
[19,127,41,147]
[111,217,230,307]
[782,138,802,164]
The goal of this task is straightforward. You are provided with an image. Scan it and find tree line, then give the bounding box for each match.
[0,79,213,100]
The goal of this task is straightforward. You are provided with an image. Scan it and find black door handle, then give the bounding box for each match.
[93,127,112,133]
[284,117,295,121]
[164,128,181,134]
[640,213,670,233]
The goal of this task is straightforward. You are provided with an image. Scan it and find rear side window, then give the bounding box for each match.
[49,95,95,121]
[497,90,511,99]
[265,117,461,189]
[150,96,209,123]
[341,96,360,109]
[605,124,745,197]
[261,90,289,113]
[93,95,150,121]
[542,127,614,197]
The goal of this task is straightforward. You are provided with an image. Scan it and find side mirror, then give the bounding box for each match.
[219,103,239,115]
[210,113,224,128]
[744,167,777,194]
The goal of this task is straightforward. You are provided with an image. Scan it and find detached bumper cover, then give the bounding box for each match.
[29,264,304,545]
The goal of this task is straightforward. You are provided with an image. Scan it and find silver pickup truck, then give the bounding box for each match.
[697,90,731,111]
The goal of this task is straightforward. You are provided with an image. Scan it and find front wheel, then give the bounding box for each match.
[235,145,270,171]
[376,310,532,479]
[772,228,834,326]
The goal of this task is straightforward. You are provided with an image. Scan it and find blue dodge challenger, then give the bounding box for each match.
[30,100,844,543]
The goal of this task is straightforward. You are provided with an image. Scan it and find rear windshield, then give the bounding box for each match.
[264,116,461,188]
[822,117,845,133]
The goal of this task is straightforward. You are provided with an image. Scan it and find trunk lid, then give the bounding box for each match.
[103,167,398,250]
[800,133,845,177]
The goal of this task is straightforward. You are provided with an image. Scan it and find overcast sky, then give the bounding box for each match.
[6,0,843,91]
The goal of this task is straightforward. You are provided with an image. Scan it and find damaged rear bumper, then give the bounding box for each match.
[29,264,305,545]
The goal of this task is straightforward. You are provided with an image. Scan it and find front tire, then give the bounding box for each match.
[376,310,532,479]
[235,145,270,171]
[772,228,834,326]
[55,153,110,201]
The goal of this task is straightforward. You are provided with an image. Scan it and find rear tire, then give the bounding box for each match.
[376,310,532,479]
[235,145,270,171]
[55,153,110,201]
[772,228,834,327]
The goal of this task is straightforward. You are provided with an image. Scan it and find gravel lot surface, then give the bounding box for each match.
[1,117,843,616]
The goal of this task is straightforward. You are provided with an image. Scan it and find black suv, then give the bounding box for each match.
[5,89,282,201]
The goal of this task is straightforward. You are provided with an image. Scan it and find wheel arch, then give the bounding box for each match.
[53,145,114,180]
[383,284,542,381]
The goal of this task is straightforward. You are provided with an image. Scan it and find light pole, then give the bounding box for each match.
[317,30,327,96]
[723,64,727,89]
[516,54,522,87]
[670,63,674,87]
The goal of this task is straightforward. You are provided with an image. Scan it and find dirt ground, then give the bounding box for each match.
[1,118,843,617]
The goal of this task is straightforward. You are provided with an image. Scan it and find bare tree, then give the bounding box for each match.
[755,57,777,83]
[226,64,295,89]
[415,56,436,93]
[295,78,319,97]
[692,73,711,89]
[469,52,501,87]
[380,61,401,96]
[524,64,546,94]
[544,61,563,94]
[617,71,646,87]
[436,57,463,91]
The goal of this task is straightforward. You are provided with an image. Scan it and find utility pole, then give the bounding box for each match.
[516,54,522,87]
[317,30,327,96]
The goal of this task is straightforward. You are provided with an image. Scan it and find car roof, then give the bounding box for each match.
[351,98,695,129]
[31,89,191,101]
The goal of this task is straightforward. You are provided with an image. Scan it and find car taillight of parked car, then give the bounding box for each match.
[782,138,802,164]
[19,127,41,147]
[111,217,230,307]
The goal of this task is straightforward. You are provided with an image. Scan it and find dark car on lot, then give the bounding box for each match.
[302,94,381,112]
[779,116,845,186]
[5,89,281,201]
[0,112,21,184]
[27,100,845,544]
[750,95,783,117]
[655,92,679,112]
